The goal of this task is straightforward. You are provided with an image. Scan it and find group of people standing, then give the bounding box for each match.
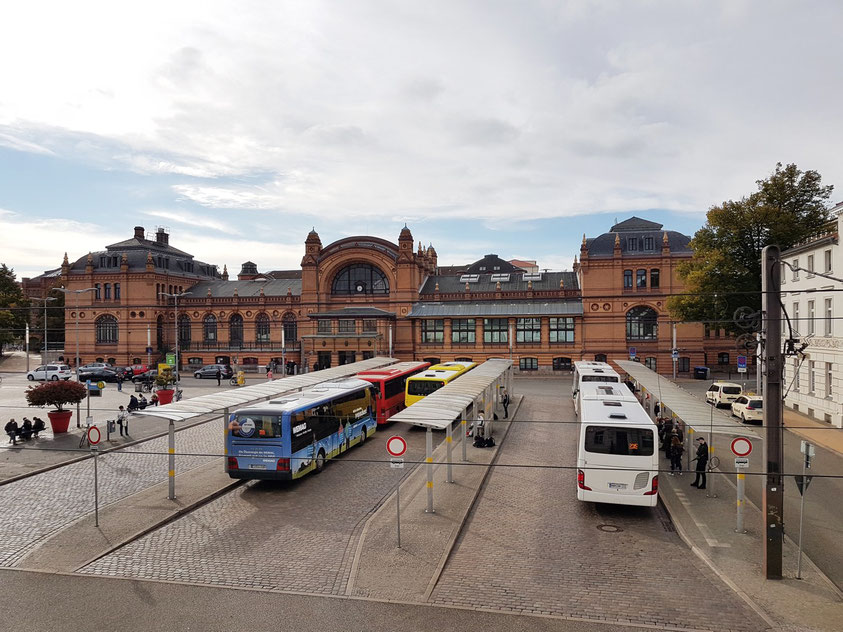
[655,406,708,489]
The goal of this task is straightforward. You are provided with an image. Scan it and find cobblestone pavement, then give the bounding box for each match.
[430,379,768,632]
[0,420,223,567]
[79,425,432,592]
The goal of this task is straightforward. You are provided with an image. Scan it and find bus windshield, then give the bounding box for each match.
[581,375,619,383]
[584,426,654,456]
[230,414,282,439]
[408,380,445,397]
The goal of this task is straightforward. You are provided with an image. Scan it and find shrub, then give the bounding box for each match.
[26,380,87,411]
[154,372,176,388]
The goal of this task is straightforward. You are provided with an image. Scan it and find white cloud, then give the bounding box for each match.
[140,209,241,235]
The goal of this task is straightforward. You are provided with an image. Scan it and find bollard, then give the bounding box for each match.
[168,420,176,500]
[446,422,453,483]
[461,418,467,462]
[92,445,99,527]
[736,471,746,533]
[425,427,434,513]
[396,482,402,549]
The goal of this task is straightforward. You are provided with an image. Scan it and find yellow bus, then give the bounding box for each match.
[404,361,477,407]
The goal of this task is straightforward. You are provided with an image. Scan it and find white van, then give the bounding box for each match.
[705,382,742,408]
[26,364,73,381]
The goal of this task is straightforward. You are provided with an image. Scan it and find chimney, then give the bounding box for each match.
[134,226,145,240]
[155,227,169,246]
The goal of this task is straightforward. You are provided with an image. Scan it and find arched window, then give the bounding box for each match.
[178,314,191,346]
[230,314,244,348]
[594,353,607,363]
[283,312,297,343]
[203,314,217,342]
[95,315,118,344]
[255,313,270,343]
[626,306,658,340]
[331,263,389,295]
[156,315,164,349]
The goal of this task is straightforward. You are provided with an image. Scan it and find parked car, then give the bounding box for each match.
[128,364,148,377]
[26,364,73,381]
[705,382,743,407]
[131,368,158,383]
[194,364,234,379]
[77,366,123,382]
[731,395,763,424]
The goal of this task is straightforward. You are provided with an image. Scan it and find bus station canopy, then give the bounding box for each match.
[389,359,512,430]
[139,357,397,422]
[615,360,760,438]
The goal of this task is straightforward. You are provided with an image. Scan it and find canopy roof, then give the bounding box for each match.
[389,359,512,429]
[616,360,760,438]
[139,357,396,422]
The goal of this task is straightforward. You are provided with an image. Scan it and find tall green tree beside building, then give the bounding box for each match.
[668,163,834,332]
[0,263,28,355]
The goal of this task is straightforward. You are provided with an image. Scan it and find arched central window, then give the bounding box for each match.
[626,306,658,341]
[230,314,244,348]
[331,263,389,295]
[204,315,217,342]
[95,315,118,344]
[178,314,191,346]
[255,313,270,343]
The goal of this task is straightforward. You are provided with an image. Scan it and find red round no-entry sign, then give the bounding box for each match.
[87,425,101,446]
[730,437,752,457]
[386,436,407,457]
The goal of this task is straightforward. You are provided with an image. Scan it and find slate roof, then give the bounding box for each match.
[419,271,577,294]
[67,249,221,279]
[464,254,522,274]
[584,217,691,257]
[308,307,395,319]
[265,270,303,279]
[408,300,583,318]
[185,279,301,298]
[610,217,664,232]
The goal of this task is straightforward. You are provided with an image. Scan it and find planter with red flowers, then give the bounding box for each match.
[25,380,88,434]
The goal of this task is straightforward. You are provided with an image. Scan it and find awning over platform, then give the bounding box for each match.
[616,360,760,438]
[139,357,397,422]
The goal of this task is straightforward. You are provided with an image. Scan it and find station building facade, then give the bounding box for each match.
[32,218,734,376]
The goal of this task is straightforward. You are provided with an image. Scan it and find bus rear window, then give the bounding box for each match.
[408,380,445,397]
[584,426,654,456]
[230,414,282,439]
[581,375,619,383]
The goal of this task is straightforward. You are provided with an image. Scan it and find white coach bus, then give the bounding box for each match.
[575,382,659,506]
[571,361,621,406]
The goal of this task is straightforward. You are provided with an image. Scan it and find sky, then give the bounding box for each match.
[2,0,842,280]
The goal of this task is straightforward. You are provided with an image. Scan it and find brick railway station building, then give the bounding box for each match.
[24,218,735,376]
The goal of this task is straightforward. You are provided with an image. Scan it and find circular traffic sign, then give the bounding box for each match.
[87,425,101,445]
[731,437,752,457]
[386,435,407,457]
[97,381,106,389]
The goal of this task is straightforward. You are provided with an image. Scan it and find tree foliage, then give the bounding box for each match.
[668,163,834,332]
[25,380,88,412]
[0,263,28,354]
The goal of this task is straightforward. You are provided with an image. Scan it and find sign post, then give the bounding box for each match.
[88,426,102,527]
[796,441,815,579]
[730,437,752,533]
[386,436,408,548]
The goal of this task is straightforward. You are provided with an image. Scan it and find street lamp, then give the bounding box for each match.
[57,287,97,428]
[161,291,192,376]
[30,297,57,365]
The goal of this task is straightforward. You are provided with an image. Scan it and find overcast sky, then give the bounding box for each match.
[2,0,841,280]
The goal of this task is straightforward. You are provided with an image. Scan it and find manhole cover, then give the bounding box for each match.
[597,524,623,533]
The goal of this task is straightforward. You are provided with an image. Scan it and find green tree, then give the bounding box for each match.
[0,263,28,355]
[668,163,834,332]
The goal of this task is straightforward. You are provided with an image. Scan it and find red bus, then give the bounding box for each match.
[357,361,431,425]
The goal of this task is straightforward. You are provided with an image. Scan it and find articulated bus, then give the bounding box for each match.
[572,361,621,403]
[575,382,659,506]
[405,361,477,407]
[225,379,375,480]
[356,361,430,424]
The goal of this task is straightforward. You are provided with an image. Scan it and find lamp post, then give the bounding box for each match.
[161,290,191,502]
[31,297,57,365]
[57,287,97,428]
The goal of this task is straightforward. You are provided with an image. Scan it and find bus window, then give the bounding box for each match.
[408,380,445,397]
[584,426,654,456]
[581,375,620,383]
[230,414,282,439]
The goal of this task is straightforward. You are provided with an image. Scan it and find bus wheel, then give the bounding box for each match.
[315,450,326,473]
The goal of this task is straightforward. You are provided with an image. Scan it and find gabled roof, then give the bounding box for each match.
[610,217,664,232]
[465,254,521,274]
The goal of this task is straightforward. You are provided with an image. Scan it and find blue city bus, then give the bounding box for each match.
[225,379,376,480]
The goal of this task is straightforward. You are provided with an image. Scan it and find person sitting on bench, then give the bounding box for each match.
[19,418,33,441]
[31,417,46,438]
[5,419,18,445]
[128,395,140,412]
[138,394,148,409]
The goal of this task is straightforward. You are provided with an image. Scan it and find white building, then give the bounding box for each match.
[780,202,843,428]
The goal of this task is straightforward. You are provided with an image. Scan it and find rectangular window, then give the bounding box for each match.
[718,352,729,365]
[623,270,632,288]
[549,317,574,343]
[644,236,654,250]
[644,357,657,371]
[338,319,355,334]
[678,357,690,372]
[516,318,541,343]
[451,318,476,343]
[809,360,816,393]
[636,269,646,288]
[114,283,120,299]
[94,283,101,300]
[808,300,815,335]
[317,320,332,334]
[781,262,786,285]
[807,254,815,275]
[825,298,832,336]
[627,238,638,252]
[519,357,538,371]
[794,359,800,391]
[421,319,444,343]
[793,259,799,280]
[650,269,660,289]
[362,319,377,333]
[793,302,800,335]
[825,249,832,273]
[483,318,508,344]
[585,426,654,456]
[104,283,111,300]
[827,362,833,398]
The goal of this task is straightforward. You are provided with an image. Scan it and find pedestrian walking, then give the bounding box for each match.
[116,373,123,392]
[501,387,510,419]
[5,418,19,445]
[117,405,128,437]
[216,368,221,386]
[690,437,708,489]
[669,435,684,474]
